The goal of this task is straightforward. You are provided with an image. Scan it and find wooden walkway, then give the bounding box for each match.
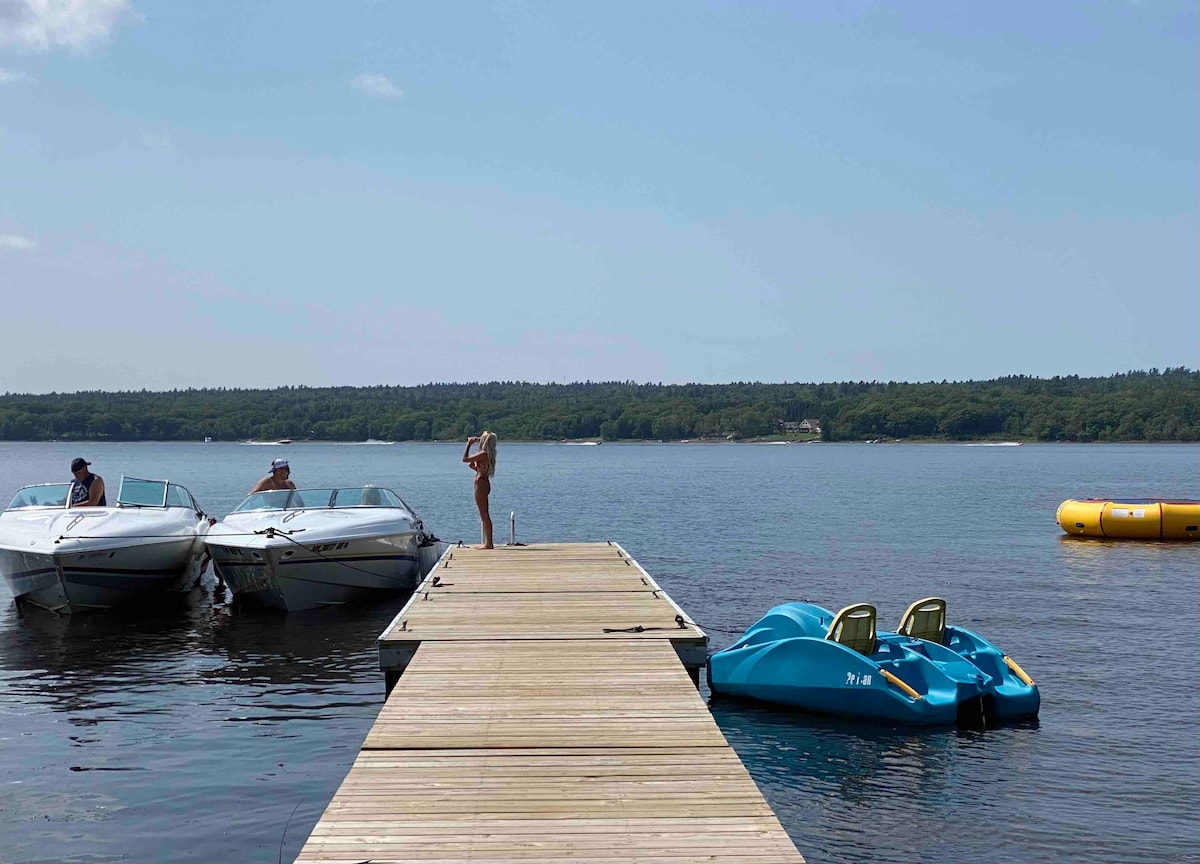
[295,542,804,864]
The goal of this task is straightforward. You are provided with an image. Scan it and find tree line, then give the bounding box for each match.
[0,368,1196,443]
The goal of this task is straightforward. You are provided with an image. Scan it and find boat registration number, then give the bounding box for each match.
[311,542,350,553]
[846,672,873,686]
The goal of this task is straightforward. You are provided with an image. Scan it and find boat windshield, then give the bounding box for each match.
[233,489,335,512]
[332,487,406,508]
[117,477,198,509]
[233,487,406,512]
[5,483,71,510]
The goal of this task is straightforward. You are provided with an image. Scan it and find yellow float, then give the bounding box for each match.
[1056,499,1200,541]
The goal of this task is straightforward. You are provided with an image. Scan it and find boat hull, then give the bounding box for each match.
[1056,498,1199,540]
[207,533,424,612]
[925,625,1040,721]
[205,489,441,612]
[707,602,1039,727]
[0,503,208,614]
[0,538,203,613]
[708,632,987,726]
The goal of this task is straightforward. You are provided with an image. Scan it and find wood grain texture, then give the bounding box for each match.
[296,544,804,863]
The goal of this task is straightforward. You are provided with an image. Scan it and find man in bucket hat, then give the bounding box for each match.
[250,457,297,494]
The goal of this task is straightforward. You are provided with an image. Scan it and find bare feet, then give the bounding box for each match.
[475,544,494,550]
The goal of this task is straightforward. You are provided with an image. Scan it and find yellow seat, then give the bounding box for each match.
[898,597,947,644]
[826,603,877,655]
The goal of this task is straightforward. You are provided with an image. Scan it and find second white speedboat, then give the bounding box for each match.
[204,486,441,612]
[0,476,212,614]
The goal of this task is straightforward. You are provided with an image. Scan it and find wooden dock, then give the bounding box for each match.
[295,542,805,863]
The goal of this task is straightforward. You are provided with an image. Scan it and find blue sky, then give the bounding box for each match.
[1,1,1195,392]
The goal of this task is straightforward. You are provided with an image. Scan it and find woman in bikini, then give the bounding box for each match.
[462,431,497,549]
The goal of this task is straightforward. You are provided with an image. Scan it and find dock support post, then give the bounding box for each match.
[379,645,418,697]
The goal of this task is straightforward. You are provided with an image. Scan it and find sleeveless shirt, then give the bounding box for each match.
[69,473,106,507]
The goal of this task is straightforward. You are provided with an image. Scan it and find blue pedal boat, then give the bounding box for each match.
[706,598,1039,726]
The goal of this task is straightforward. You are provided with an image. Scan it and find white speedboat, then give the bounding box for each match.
[204,486,441,612]
[0,477,212,614]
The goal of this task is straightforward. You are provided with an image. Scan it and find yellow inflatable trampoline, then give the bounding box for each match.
[1056,499,1200,541]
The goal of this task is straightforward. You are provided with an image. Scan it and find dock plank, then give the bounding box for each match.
[366,640,727,750]
[295,544,804,864]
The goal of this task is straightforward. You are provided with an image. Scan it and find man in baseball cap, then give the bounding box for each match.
[250,457,297,493]
[68,457,106,507]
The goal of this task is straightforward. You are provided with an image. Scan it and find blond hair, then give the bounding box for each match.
[480,431,497,477]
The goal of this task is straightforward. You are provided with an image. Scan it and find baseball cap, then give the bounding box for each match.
[70,457,91,472]
[270,458,290,471]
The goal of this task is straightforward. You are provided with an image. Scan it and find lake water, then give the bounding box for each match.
[0,441,1197,863]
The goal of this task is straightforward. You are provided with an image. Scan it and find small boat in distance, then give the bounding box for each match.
[0,476,212,613]
[204,486,442,612]
[276,438,293,445]
[708,598,1039,726]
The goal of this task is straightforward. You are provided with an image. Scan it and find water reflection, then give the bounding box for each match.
[209,603,393,686]
[0,583,402,864]
[709,696,1042,864]
[1,589,206,664]
[1054,533,1198,564]
[0,582,407,717]
[712,696,957,789]
[0,591,212,721]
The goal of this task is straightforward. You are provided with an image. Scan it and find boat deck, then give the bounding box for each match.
[295,542,804,863]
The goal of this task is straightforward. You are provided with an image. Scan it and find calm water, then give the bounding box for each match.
[0,441,1197,863]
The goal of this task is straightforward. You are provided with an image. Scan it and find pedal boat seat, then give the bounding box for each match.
[826,603,878,655]
[898,596,948,644]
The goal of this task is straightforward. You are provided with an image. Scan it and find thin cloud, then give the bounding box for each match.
[0,67,33,82]
[0,0,134,52]
[0,234,36,250]
[351,72,403,101]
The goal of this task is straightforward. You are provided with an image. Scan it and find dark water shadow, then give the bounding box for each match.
[708,693,1046,864]
[0,580,412,713]
[205,592,412,689]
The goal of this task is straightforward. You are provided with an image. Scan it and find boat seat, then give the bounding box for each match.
[898,597,947,644]
[826,603,877,655]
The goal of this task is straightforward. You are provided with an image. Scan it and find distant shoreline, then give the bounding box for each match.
[16,437,1198,446]
[3,371,1195,444]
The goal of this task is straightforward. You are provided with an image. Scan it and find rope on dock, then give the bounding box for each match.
[604,614,693,634]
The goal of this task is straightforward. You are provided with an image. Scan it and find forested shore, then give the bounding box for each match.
[0,369,1195,443]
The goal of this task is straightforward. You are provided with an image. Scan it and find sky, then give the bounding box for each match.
[0,1,1196,393]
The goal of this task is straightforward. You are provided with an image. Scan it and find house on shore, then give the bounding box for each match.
[779,418,821,435]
